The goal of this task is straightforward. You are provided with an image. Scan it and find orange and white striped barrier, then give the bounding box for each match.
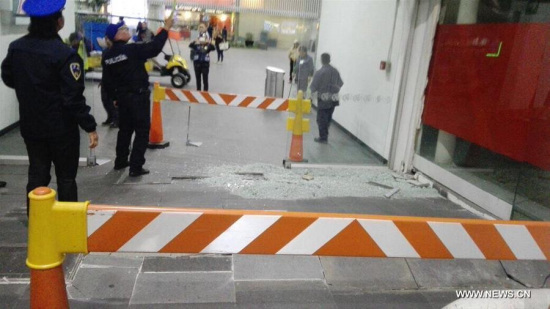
[86,205,550,260]
[164,88,289,111]
[26,187,550,306]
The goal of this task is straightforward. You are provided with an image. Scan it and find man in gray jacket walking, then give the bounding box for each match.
[310,53,344,144]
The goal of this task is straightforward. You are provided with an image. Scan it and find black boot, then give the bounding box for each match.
[129,168,150,177]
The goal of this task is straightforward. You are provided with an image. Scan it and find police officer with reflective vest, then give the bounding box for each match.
[101,16,173,177]
[1,0,98,214]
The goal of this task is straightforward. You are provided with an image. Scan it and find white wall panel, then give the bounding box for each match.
[317,0,411,159]
[0,34,20,131]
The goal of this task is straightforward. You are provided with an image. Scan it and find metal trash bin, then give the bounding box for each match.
[265,66,285,98]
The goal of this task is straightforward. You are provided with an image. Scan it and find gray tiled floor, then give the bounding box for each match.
[141,255,232,273]
[236,280,336,308]
[320,257,418,292]
[405,259,520,289]
[234,255,324,281]
[68,267,139,301]
[131,272,235,305]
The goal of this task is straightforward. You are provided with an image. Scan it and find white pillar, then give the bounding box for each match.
[434,130,456,164]
[434,0,479,165]
[59,0,75,40]
[457,0,480,24]
[148,4,165,32]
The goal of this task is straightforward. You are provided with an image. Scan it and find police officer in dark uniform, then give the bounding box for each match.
[1,0,99,213]
[102,16,173,177]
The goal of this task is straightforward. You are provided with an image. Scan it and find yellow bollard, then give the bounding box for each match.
[286,90,311,162]
[27,187,88,308]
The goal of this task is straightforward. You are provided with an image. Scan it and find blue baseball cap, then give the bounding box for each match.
[23,0,65,17]
[105,22,125,41]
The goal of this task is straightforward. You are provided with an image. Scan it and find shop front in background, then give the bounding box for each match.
[174,6,233,40]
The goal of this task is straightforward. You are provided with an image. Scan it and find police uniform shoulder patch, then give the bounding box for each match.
[70,63,81,80]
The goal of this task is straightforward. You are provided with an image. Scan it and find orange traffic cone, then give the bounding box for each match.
[27,187,70,309]
[30,266,69,309]
[289,134,304,162]
[148,83,170,149]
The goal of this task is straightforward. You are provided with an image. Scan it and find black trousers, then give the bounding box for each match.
[194,62,210,91]
[316,106,335,141]
[101,85,118,123]
[24,133,80,214]
[216,47,224,62]
[289,59,295,81]
[115,89,151,172]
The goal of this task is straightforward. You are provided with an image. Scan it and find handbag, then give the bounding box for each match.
[219,42,229,51]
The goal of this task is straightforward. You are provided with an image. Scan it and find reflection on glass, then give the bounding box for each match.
[419,0,550,221]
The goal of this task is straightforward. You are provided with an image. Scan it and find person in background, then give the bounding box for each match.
[68,31,92,56]
[293,45,314,94]
[288,40,299,83]
[134,22,143,42]
[79,31,93,55]
[214,30,225,63]
[101,15,173,177]
[1,0,98,214]
[98,37,118,128]
[69,31,91,72]
[68,32,81,52]
[189,23,215,91]
[310,53,343,144]
[137,21,155,43]
[69,32,81,51]
[222,26,228,41]
[207,23,214,39]
[99,82,118,128]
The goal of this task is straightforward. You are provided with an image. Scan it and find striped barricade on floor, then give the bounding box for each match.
[164,87,289,111]
[26,187,550,308]
[86,205,550,260]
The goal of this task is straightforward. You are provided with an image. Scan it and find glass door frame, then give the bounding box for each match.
[389,0,513,220]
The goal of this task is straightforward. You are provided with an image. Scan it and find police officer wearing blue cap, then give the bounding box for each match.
[1,0,99,214]
[102,15,173,177]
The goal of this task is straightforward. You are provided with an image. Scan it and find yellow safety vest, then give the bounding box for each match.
[77,40,89,71]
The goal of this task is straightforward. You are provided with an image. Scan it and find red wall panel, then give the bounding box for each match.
[423,23,550,170]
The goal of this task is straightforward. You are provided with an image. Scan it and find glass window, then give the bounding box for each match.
[418,0,550,220]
